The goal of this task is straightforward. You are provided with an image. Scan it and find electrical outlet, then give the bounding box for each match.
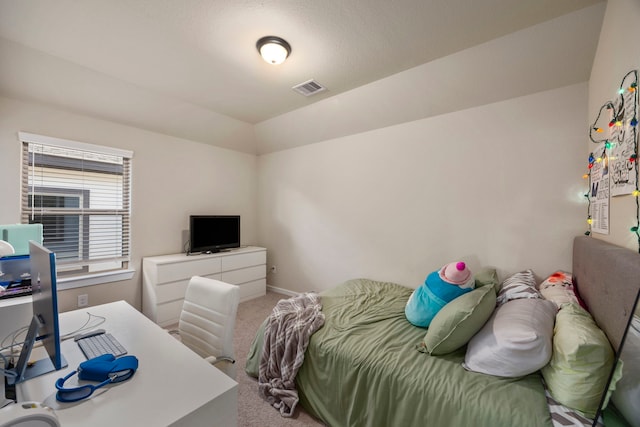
[270,265,277,274]
[78,294,89,308]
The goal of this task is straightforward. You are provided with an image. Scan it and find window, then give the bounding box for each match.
[20,132,133,283]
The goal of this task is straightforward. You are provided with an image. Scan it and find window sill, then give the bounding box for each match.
[58,269,135,291]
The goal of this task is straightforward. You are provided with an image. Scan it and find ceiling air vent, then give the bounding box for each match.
[292,79,327,97]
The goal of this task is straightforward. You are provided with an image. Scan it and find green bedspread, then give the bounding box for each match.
[246,278,553,427]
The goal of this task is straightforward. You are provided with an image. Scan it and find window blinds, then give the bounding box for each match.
[19,132,132,277]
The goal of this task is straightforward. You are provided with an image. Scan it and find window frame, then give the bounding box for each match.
[28,186,89,271]
[19,132,135,289]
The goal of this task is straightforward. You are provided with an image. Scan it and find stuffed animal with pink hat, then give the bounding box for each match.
[405,261,475,327]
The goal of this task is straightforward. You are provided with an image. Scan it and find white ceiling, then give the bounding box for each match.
[0,0,605,154]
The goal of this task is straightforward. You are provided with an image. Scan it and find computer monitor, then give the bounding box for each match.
[6,241,67,385]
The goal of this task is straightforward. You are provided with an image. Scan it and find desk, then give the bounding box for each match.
[15,301,237,427]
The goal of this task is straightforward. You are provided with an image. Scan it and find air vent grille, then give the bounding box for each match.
[292,79,327,97]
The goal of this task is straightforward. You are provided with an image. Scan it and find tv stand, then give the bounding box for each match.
[142,246,266,327]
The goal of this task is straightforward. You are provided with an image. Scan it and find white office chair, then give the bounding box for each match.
[177,276,240,379]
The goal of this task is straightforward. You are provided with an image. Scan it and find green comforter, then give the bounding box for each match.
[246,278,553,427]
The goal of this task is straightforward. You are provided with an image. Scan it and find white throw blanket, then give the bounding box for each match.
[258,292,325,417]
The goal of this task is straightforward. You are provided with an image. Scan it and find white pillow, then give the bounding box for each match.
[463,298,557,377]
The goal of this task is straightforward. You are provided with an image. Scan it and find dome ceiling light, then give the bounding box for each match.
[256,36,291,65]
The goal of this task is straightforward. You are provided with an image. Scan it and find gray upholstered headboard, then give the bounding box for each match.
[572,236,640,424]
[572,235,640,353]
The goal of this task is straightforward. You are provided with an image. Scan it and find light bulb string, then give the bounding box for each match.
[589,101,615,144]
[585,69,640,253]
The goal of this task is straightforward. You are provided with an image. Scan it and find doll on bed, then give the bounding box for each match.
[405,261,475,327]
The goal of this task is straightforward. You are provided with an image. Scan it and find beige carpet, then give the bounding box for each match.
[234,291,326,427]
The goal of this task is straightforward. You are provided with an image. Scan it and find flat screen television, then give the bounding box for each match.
[189,215,240,254]
[7,241,67,384]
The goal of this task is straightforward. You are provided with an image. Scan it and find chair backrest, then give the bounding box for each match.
[178,276,240,378]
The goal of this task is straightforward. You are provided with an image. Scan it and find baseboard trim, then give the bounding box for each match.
[266,285,299,297]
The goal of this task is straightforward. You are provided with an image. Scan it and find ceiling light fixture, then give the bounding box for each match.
[256,36,291,65]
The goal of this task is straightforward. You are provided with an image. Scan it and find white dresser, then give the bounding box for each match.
[142,246,266,326]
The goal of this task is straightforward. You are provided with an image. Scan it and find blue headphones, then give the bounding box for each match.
[55,354,138,402]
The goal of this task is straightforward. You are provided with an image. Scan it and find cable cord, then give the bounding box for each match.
[0,352,17,378]
[0,326,29,366]
[60,312,106,341]
[0,311,107,366]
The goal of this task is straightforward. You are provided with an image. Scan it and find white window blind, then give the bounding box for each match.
[20,132,132,278]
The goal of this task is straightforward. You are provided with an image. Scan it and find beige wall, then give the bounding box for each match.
[0,96,258,312]
[258,84,588,293]
[588,0,640,252]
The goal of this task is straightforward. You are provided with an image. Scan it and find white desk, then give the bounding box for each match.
[14,301,237,427]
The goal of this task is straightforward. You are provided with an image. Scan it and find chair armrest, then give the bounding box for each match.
[204,356,235,365]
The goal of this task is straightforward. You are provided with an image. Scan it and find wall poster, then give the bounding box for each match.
[589,142,610,235]
[610,77,638,196]
[588,70,639,236]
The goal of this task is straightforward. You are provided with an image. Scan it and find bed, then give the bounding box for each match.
[246,236,640,427]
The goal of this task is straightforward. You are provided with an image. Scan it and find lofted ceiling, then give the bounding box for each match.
[0,0,605,154]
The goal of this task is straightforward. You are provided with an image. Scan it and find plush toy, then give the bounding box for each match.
[405,261,475,328]
[539,271,582,308]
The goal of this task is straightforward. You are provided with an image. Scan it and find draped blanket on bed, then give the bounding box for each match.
[247,279,555,427]
[258,292,325,417]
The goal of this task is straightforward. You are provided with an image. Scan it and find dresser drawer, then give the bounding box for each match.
[239,279,267,302]
[156,299,185,327]
[155,279,190,304]
[221,265,265,285]
[221,251,266,271]
[155,257,222,283]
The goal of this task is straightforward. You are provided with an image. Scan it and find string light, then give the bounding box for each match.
[586,70,639,250]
